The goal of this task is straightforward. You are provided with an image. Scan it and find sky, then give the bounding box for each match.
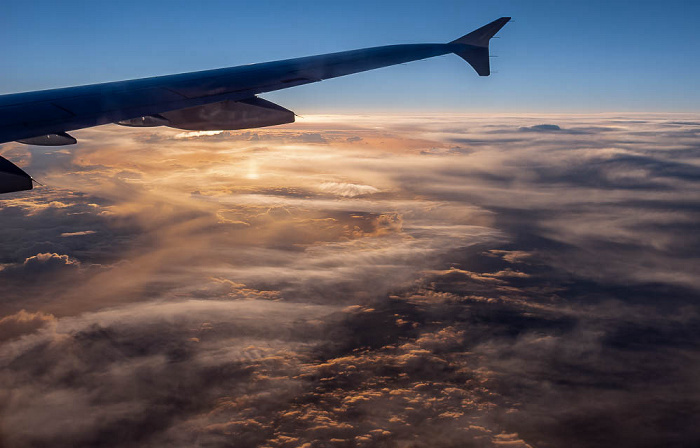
[1,0,699,112]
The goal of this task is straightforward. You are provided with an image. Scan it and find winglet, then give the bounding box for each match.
[450,17,511,76]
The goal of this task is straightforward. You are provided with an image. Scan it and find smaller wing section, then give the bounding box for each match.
[160,97,295,131]
[17,132,77,146]
[0,155,32,194]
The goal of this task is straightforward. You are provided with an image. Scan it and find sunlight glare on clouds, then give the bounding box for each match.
[246,158,260,180]
[174,130,224,139]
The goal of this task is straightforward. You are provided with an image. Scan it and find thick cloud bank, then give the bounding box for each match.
[1,115,699,447]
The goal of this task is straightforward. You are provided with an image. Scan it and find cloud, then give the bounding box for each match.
[21,252,80,272]
[0,310,56,342]
[174,130,224,139]
[1,115,699,447]
[0,299,333,447]
[318,182,380,197]
[60,230,97,237]
[519,123,563,132]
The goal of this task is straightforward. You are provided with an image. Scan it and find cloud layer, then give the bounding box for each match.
[1,114,699,447]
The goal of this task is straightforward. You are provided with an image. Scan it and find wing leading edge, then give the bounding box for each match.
[0,17,510,193]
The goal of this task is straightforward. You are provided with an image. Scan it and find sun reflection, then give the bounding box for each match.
[246,159,260,179]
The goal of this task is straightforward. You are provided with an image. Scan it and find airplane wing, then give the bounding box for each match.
[0,17,510,194]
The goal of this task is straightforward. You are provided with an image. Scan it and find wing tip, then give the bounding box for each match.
[450,17,511,76]
[451,17,511,47]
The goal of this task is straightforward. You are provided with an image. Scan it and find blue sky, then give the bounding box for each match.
[2,0,699,112]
